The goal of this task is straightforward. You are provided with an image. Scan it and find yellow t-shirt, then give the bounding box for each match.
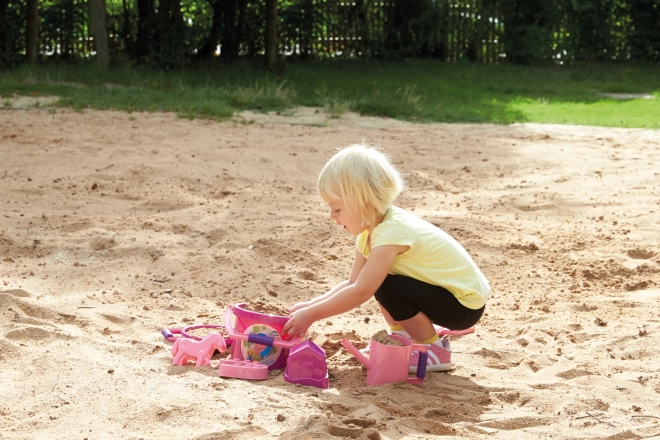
[356,206,490,309]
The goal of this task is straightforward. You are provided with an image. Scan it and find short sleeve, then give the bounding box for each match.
[356,230,369,256]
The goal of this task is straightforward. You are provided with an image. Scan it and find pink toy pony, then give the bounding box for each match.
[171,333,227,367]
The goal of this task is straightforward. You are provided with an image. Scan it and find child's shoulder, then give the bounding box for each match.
[387,206,446,233]
[389,206,427,224]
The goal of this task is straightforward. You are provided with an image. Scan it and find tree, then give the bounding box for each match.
[628,0,660,61]
[222,0,240,59]
[265,0,277,70]
[156,0,187,68]
[500,0,559,64]
[0,0,9,54]
[197,0,224,59]
[26,0,38,63]
[89,0,109,67]
[135,0,154,59]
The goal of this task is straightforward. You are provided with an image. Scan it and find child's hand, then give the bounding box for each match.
[283,308,314,337]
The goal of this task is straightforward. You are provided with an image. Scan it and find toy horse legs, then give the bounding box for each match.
[195,350,211,367]
[171,333,227,367]
[172,350,193,367]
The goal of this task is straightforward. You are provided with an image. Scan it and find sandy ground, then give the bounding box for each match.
[1,107,659,440]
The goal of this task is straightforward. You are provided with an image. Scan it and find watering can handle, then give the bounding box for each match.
[407,343,428,385]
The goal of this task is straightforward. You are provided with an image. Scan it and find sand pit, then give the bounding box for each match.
[1,107,659,439]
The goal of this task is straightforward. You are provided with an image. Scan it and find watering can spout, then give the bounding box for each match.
[341,338,370,369]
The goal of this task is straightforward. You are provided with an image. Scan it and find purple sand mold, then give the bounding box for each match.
[284,340,328,389]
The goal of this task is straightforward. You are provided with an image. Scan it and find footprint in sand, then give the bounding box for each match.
[4,325,69,341]
[627,248,654,259]
[327,418,379,439]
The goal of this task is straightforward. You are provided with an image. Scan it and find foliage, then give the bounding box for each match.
[0,0,25,68]
[627,0,660,62]
[315,87,352,118]
[1,0,659,69]
[2,60,658,128]
[230,78,296,109]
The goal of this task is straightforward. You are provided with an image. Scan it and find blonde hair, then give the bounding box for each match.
[318,143,404,227]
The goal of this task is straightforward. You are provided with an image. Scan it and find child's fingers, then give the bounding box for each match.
[283,319,299,336]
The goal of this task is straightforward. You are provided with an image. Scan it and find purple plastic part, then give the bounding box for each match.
[248,333,275,346]
[161,328,174,340]
[416,353,428,379]
[284,340,328,389]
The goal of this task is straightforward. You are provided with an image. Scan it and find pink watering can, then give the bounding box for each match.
[341,334,428,386]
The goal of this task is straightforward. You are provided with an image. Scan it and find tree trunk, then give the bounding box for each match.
[89,0,109,67]
[198,0,224,59]
[222,0,239,59]
[0,0,10,56]
[171,0,181,22]
[26,0,38,63]
[158,0,172,53]
[236,0,247,52]
[121,0,132,56]
[265,0,277,70]
[135,0,154,59]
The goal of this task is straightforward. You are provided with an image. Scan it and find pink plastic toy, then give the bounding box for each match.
[224,304,306,370]
[171,333,227,367]
[284,340,328,389]
[341,334,428,386]
[218,359,268,380]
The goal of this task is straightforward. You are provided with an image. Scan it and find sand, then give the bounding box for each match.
[1,107,659,439]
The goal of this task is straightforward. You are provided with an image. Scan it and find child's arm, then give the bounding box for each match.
[288,251,367,312]
[283,244,406,336]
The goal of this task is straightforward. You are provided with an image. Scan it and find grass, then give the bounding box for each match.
[1,59,659,128]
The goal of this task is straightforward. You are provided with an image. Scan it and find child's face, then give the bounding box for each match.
[327,199,365,235]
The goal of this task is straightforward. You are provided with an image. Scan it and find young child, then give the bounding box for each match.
[282,143,490,371]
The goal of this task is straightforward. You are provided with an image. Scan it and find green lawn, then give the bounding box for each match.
[1,60,658,128]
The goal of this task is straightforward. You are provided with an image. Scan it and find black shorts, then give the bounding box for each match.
[374,274,485,330]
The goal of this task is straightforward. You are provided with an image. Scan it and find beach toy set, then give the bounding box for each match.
[162,302,329,388]
[162,302,470,387]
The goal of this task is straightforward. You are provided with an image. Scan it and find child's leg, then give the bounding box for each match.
[375,275,482,372]
[374,274,484,333]
[380,304,449,339]
[376,302,398,327]
[396,311,436,342]
[376,302,430,339]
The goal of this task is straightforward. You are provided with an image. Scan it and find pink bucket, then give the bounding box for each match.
[229,303,291,370]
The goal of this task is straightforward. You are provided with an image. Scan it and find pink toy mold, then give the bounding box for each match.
[218,359,268,380]
[284,340,328,389]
